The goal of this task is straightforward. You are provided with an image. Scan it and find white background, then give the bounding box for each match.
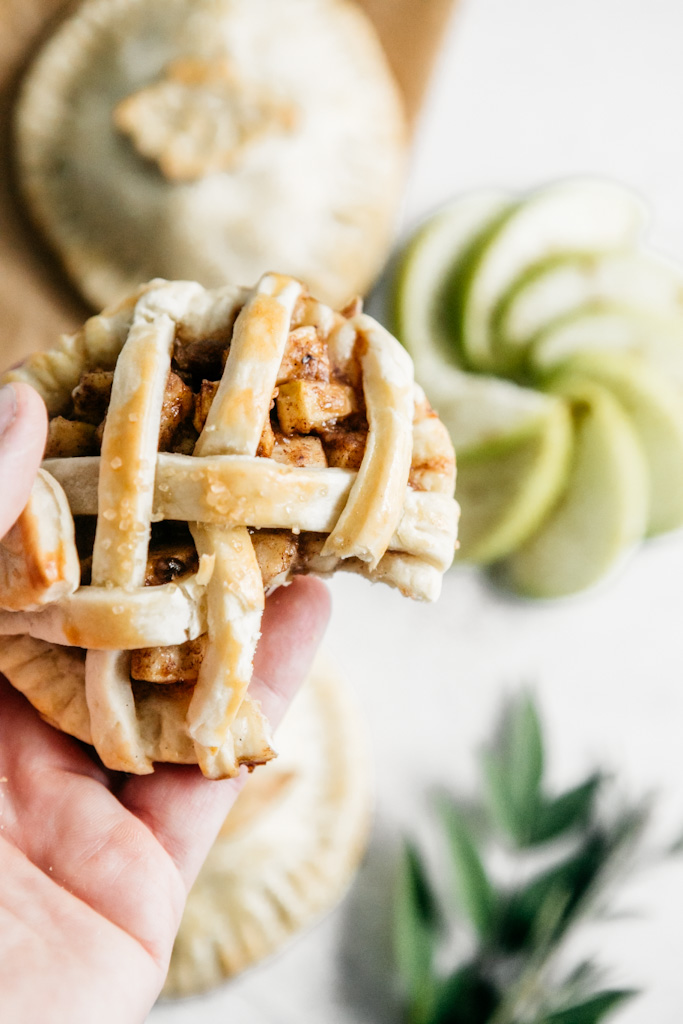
[153,0,683,1020]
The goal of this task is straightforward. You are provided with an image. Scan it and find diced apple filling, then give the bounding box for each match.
[321,428,366,470]
[131,635,207,683]
[193,379,220,434]
[45,417,98,457]
[144,540,199,586]
[275,380,357,434]
[158,371,195,451]
[276,326,330,384]
[72,370,114,424]
[271,433,327,467]
[250,530,299,589]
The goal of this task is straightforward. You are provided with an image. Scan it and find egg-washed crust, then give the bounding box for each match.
[0,633,274,775]
[163,653,373,997]
[0,276,458,776]
[0,469,80,611]
[14,0,406,310]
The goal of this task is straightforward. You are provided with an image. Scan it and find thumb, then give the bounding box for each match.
[0,382,48,538]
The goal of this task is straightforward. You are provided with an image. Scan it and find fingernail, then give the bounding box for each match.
[0,386,17,439]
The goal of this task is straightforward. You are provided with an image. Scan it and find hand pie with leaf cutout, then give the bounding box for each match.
[15,0,406,309]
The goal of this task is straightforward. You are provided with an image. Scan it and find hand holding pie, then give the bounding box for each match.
[0,274,458,778]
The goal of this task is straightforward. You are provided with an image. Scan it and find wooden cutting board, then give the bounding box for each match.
[0,0,456,370]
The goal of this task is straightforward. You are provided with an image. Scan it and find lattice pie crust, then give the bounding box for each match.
[0,275,458,777]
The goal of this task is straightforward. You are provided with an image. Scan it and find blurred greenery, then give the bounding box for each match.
[393,693,677,1024]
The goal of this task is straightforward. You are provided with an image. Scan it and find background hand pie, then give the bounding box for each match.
[0,274,458,777]
[14,0,406,312]
[164,653,373,997]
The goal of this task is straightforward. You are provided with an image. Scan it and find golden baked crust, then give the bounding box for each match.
[163,653,372,996]
[15,0,406,310]
[0,275,458,776]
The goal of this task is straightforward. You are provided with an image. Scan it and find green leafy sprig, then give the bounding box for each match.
[394,694,674,1024]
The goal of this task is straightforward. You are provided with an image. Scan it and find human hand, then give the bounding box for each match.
[0,382,48,537]
[0,383,331,1023]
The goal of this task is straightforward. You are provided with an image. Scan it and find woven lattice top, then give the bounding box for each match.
[0,275,458,777]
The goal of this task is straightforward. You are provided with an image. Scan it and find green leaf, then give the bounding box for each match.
[557,959,603,1000]
[405,841,441,927]
[530,775,602,844]
[497,832,609,953]
[431,965,501,1024]
[438,799,498,941]
[507,694,544,817]
[500,805,649,954]
[394,842,440,1020]
[542,989,636,1023]
[483,751,520,841]
[484,694,544,846]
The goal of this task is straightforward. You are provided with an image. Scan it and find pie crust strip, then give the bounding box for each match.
[85,291,178,772]
[321,314,414,569]
[193,274,303,460]
[0,470,80,612]
[44,458,456,570]
[0,510,454,647]
[187,273,302,764]
[0,574,208,649]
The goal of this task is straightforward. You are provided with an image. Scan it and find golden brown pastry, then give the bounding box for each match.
[0,275,458,777]
[15,0,406,309]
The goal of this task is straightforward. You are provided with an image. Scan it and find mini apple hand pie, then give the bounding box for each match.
[15,0,406,310]
[0,274,458,778]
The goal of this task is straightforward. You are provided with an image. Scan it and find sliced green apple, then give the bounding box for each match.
[454,398,573,564]
[390,191,511,373]
[494,249,683,370]
[418,363,557,452]
[412,366,572,563]
[495,378,649,598]
[544,352,683,535]
[530,304,683,386]
[451,180,647,373]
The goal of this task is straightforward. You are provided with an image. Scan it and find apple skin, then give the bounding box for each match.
[451,180,647,374]
[542,352,683,536]
[529,303,683,388]
[455,399,572,565]
[495,377,648,599]
[494,248,683,373]
[390,192,510,373]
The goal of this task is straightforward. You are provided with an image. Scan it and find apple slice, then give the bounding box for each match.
[452,180,647,373]
[418,363,557,452]
[413,365,572,562]
[390,191,511,373]
[530,304,683,386]
[454,398,573,564]
[495,249,683,370]
[545,352,683,535]
[495,377,648,598]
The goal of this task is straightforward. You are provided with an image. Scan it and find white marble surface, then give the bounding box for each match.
[152,0,683,1020]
